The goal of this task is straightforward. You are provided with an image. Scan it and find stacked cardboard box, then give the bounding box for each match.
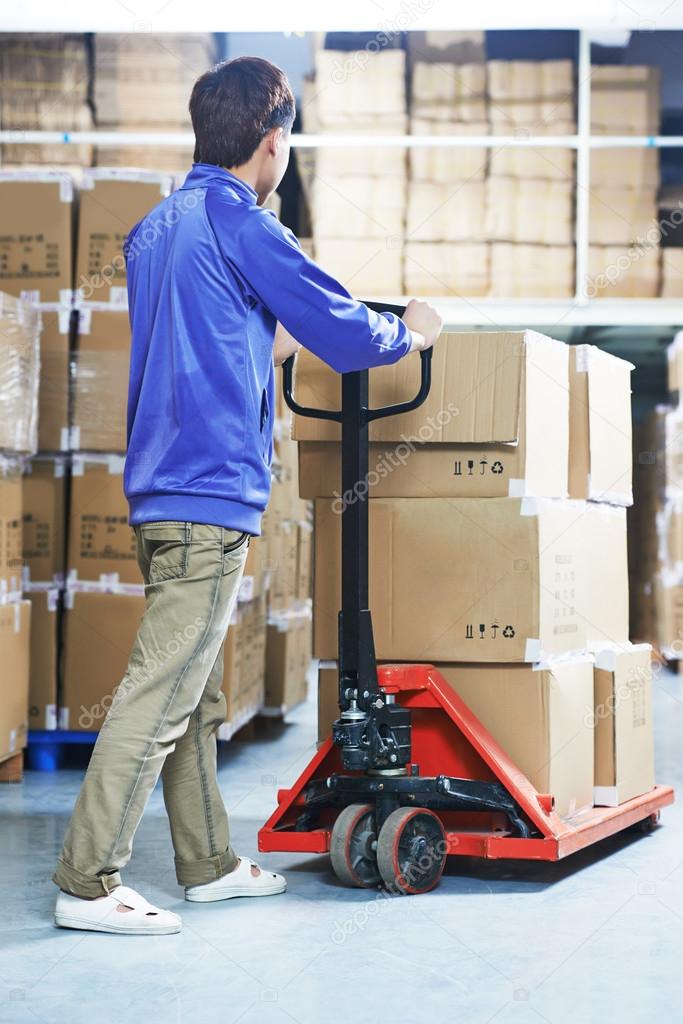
[486,60,575,298]
[588,67,661,299]
[93,34,216,171]
[405,56,489,297]
[0,34,92,166]
[308,48,407,295]
[296,330,654,815]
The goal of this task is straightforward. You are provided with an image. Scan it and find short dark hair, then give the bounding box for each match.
[190,56,295,167]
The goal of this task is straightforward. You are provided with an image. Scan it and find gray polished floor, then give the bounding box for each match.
[2,667,683,1024]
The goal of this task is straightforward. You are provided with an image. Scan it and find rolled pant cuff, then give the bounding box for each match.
[175,846,239,887]
[52,859,122,899]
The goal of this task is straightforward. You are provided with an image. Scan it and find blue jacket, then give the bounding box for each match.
[124,163,412,535]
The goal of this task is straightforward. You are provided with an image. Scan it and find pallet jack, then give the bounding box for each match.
[259,303,674,894]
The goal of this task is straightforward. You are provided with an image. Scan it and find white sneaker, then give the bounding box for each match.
[55,886,182,935]
[185,858,286,903]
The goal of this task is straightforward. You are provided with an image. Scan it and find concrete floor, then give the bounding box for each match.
[2,668,683,1024]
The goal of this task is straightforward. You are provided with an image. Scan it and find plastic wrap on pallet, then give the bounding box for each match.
[0,293,40,455]
[70,349,128,452]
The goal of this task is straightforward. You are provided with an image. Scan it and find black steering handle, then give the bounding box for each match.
[281,300,433,423]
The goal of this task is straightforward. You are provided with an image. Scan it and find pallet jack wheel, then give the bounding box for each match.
[376,807,447,895]
[636,810,661,833]
[330,803,381,888]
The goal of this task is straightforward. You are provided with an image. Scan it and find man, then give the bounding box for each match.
[53,56,442,935]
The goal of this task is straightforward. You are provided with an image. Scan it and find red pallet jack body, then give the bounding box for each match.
[259,662,674,861]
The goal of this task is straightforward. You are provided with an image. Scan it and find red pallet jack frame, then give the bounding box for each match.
[260,302,673,888]
[259,662,674,862]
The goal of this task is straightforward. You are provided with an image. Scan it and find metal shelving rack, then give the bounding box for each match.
[1,28,682,327]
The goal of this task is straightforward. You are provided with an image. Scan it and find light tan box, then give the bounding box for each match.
[589,187,658,246]
[587,244,660,299]
[407,31,485,65]
[593,644,655,806]
[0,293,41,455]
[487,60,574,101]
[0,171,73,303]
[317,663,339,743]
[489,244,574,298]
[314,50,406,124]
[0,600,31,760]
[61,589,145,731]
[0,458,23,598]
[569,345,633,505]
[314,120,408,180]
[67,454,140,586]
[403,242,489,296]
[312,175,406,241]
[71,307,130,452]
[409,119,488,183]
[661,250,683,300]
[486,178,574,246]
[591,66,660,135]
[37,308,71,452]
[26,589,59,732]
[222,595,266,728]
[313,496,587,663]
[265,609,312,713]
[22,456,67,586]
[75,170,172,304]
[583,503,629,649]
[489,128,575,181]
[488,99,575,131]
[590,148,659,189]
[407,180,486,242]
[314,239,403,295]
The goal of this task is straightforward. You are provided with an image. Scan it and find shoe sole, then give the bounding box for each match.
[185,883,287,903]
[54,914,181,935]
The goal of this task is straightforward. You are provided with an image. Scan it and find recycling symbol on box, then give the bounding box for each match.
[502,625,515,638]
[491,461,504,474]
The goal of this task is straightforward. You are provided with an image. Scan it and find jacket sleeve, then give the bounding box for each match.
[212,204,413,374]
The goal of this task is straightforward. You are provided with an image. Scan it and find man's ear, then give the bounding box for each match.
[267,127,283,156]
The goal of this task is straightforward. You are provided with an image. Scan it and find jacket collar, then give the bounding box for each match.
[181,163,258,203]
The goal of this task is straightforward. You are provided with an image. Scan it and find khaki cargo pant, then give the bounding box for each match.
[53,522,249,899]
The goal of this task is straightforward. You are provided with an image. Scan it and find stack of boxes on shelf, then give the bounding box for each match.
[307,48,407,295]
[0,34,93,167]
[588,67,661,298]
[486,59,576,298]
[630,335,683,655]
[0,293,40,770]
[297,331,655,815]
[92,34,217,171]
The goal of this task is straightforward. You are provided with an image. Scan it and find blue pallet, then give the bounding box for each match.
[27,730,98,772]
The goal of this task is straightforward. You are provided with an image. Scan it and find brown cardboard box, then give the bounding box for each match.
[317,663,339,742]
[238,537,265,603]
[61,589,145,731]
[26,589,59,731]
[489,244,574,298]
[0,292,41,454]
[0,171,73,303]
[403,242,489,297]
[22,456,67,586]
[312,175,406,241]
[296,522,313,602]
[296,330,569,500]
[593,644,655,806]
[591,66,660,135]
[314,50,406,125]
[409,120,488,184]
[587,244,660,299]
[590,148,659,189]
[313,496,587,662]
[487,60,574,101]
[440,657,594,817]
[221,595,266,729]
[0,600,31,760]
[0,458,23,598]
[313,239,403,295]
[67,454,140,585]
[407,181,486,242]
[589,188,658,246]
[568,345,633,505]
[267,520,298,613]
[661,250,683,300]
[71,307,130,451]
[584,503,629,649]
[407,31,485,65]
[264,609,312,713]
[75,170,172,304]
[489,132,575,181]
[485,178,574,247]
[38,308,71,451]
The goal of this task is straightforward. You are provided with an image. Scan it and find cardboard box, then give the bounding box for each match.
[403,242,489,297]
[661,250,683,300]
[407,30,485,65]
[313,496,587,662]
[75,170,172,304]
[407,181,486,242]
[296,522,313,602]
[0,600,31,759]
[587,244,660,299]
[22,456,67,586]
[312,175,406,240]
[590,148,659,189]
[411,63,486,122]
[0,171,73,303]
[61,589,145,731]
[591,66,660,135]
[318,662,339,742]
[488,99,575,131]
[489,138,575,182]
[314,50,406,125]
[37,308,71,451]
[264,608,312,713]
[409,120,488,183]
[0,292,41,454]
[222,595,266,727]
[0,458,23,598]
[593,644,655,806]
[440,656,594,817]
[314,123,408,180]
[295,330,570,500]
[584,503,629,649]
[26,589,59,731]
[568,345,633,505]
[71,307,130,451]
[487,60,574,101]
[589,188,658,246]
[489,244,574,298]
[313,239,403,295]
[654,574,683,657]
[267,520,299,613]
[486,178,574,246]
[68,454,139,585]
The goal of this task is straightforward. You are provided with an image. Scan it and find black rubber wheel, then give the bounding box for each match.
[376,807,447,894]
[330,803,381,888]
[637,811,661,833]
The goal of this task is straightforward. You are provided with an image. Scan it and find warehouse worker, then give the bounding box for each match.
[53,56,442,935]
